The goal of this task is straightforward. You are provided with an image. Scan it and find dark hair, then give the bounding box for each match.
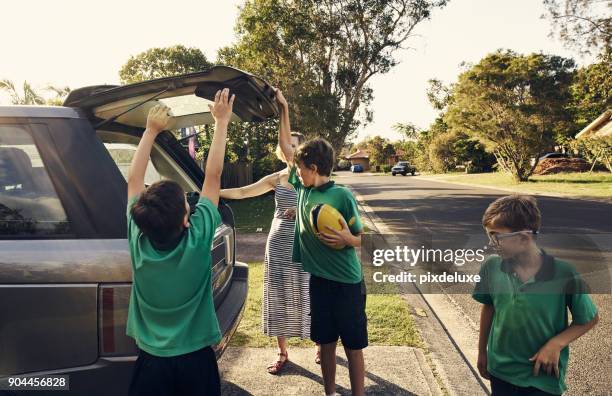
[295,138,335,176]
[131,180,186,244]
[482,195,541,232]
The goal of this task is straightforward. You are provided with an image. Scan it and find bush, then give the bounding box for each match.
[253,153,284,181]
[337,159,351,170]
[382,165,392,173]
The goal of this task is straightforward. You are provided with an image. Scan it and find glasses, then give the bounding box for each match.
[487,230,538,246]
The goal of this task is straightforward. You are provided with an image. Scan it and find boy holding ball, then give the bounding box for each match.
[276,89,367,396]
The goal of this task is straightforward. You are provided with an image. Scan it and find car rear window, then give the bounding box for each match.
[0,125,72,237]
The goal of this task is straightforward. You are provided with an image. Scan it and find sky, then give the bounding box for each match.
[0,0,595,142]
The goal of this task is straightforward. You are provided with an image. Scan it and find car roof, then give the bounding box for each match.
[0,105,85,119]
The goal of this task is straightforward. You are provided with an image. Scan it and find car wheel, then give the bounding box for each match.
[402,172,407,176]
[392,172,396,176]
[411,171,415,176]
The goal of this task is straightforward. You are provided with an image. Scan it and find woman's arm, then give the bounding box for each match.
[220,173,277,200]
[275,89,293,166]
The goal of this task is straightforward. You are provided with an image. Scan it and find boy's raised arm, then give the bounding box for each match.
[275,89,294,166]
[127,105,170,200]
[201,88,235,207]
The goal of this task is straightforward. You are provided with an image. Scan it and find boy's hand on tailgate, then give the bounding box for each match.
[145,104,171,135]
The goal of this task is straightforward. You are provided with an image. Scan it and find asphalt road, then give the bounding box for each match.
[336,171,612,396]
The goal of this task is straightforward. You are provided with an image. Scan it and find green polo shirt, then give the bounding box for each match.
[288,165,364,284]
[473,251,598,394]
[126,195,222,357]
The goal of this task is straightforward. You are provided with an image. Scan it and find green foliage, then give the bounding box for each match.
[0,79,70,106]
[427,132,455,173]
[543,0,611,56]
[337,159,352,170]
[357,136,396,166]
[393,122,420,140]
[218,0,448,154]
[570,51,612,130]
[194,120,284,180]
[119,45,212,84]
[444,50,576,181]
[567,135,612,172]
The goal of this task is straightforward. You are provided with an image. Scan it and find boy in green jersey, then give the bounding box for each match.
[126,89,235,396]
[276,89,367,396]
[473,195,598,395]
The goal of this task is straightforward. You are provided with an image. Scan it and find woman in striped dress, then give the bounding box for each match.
[220,98,318,374]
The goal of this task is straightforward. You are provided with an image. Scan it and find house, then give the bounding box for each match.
[345,149,370,171]
[388,149,407,165]
[576,109,612,139]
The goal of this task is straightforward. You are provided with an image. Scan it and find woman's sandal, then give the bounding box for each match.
[267,352,288,375]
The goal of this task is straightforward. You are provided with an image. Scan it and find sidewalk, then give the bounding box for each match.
[219,346,441,395]
[235,231,267,263]
[233,229,486,395]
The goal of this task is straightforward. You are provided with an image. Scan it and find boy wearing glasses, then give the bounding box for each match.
[473,195,598,395]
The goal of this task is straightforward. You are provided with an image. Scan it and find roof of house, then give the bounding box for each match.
[345,149,369,160]
[576,109,612,139]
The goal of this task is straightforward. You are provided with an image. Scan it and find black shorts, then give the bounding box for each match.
[128,346,220,396]
[309,274,368,350]
[490,375,555,396]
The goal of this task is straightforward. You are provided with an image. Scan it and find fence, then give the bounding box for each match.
[194,160,253,188]
[222,162,253,188]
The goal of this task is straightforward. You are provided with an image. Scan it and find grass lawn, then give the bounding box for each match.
[230,262,422,348]
[425,171,612,200]
[225,193,276,233]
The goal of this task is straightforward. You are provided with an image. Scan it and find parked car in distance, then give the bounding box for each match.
[391,161,416,176]
[539,152,569,161]
[350,164,364,173]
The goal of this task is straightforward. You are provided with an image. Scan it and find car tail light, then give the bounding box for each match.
[98,284,137,356]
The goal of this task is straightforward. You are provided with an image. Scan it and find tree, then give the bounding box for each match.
[1,80,45,105]
[570,51,612,129]
[426,78,453,111]
[45,85,71,106]
[393,122,420,140]
[543,0,611,56]
[0,80,70,106]
[218,0,448,154]
[355,135,396,167]
[119,45,212,84]
[444,50,576,181]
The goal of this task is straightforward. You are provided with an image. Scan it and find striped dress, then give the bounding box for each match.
[262,180,311,338]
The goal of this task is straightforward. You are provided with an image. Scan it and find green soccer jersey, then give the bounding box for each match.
[288,165,364,284]
[473,251,598,395]
[126,195,222,357]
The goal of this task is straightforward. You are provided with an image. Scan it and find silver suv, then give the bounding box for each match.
[0,66,277,395]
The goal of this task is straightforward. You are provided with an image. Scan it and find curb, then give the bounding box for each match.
[346,185,491,395]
